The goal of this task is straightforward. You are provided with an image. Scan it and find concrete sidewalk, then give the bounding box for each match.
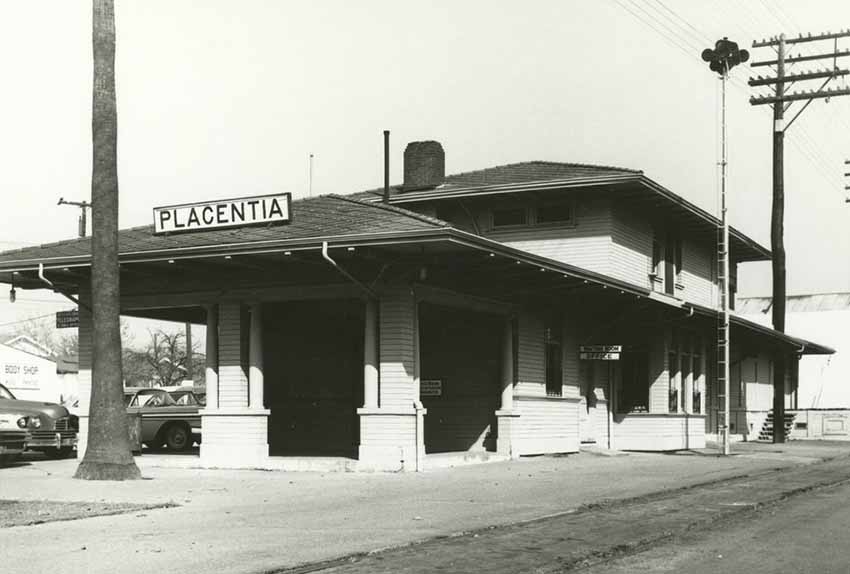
[1,441,847,574]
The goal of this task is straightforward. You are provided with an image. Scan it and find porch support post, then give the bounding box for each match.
[413,299,425,472]
[495,316,519,458]
[363,298,379,409]
[249,303,264,410]
[204,304,219,410]
[200,302,269,469]
[75,287,93,458]
[357,286,422,471]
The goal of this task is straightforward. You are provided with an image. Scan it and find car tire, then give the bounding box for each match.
[0,454,20,467]
[165,424,190,451]
[46,447,75,459]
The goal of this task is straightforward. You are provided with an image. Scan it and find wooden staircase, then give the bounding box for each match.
[758,411,796,441]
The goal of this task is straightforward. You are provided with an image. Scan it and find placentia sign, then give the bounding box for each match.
[153,193,292,234]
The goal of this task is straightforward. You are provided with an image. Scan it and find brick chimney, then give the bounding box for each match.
[403,141,445,190]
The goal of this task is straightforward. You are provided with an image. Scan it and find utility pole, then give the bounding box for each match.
[57,198,92,238]
[701,38,749,456]
[750,30,850,443]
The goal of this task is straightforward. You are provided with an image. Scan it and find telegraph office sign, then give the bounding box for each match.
[579,345,622,361]
[153,193,292,234]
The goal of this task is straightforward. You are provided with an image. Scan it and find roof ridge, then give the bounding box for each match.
[329,194,449,228]
[445,160,643,181]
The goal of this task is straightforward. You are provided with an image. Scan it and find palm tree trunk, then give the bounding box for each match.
[75,0,140,480]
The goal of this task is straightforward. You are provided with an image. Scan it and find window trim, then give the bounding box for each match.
[533,201,577,228]
[490,207,530,230]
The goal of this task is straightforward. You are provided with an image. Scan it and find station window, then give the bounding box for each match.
[616,352,649,413]
[544,319,562,397]
[668,350,680,413]
[492,207,527,229]
[650,235,662,278]
[536,203,574,225]
[692,342,703,414]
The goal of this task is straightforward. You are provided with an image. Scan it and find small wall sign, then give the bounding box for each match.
[421,379,443,397]
[153,192,292,234]
[56,309,79,329]
[579,345,621,361]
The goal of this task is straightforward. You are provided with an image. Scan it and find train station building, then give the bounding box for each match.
[0,141,831,470]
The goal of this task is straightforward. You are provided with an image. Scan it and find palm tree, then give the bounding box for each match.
[75,0,141,480]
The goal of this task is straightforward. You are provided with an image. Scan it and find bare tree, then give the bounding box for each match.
[122,329,204,387]
[75,0,140,480]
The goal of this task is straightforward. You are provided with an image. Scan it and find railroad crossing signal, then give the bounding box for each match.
[701,37,749,76]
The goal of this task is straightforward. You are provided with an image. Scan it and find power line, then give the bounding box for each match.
[0,312,58,329]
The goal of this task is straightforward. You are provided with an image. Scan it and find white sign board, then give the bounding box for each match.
[2,362,41,390]
[579,345,622,361]
[153,193,291,234]
[421,379,443,397]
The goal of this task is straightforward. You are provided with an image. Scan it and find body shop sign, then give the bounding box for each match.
[153,193,291,234]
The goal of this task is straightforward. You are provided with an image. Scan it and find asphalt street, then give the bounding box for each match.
[275,453,850,573]
[1,442,849,574]
[575,477,850,573]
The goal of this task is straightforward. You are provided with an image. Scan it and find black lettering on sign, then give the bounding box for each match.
[248,200,259,219]
[216,204,227,223]
[173,209,185,228]
[202,206,214,225]
[159,210,172,228]
[231,203,245,222]
[187,207,200,227]
[268,198,284,219]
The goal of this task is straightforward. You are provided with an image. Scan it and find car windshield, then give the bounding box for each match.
[0,383,16,400]
[130,390,177,408]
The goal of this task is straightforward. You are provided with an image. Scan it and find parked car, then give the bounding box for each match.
[0,409,29,466]
[168,388,205,407]
[0,383,77,458]
[124,388,201,451]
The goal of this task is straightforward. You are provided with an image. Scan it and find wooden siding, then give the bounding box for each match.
[610,206,653,288]
[379,287,416,409]
[218,303,248,408]
[359,414,416,447]
[612,414,706,450]
[513,396,580,455]
[485,199,613,277]
[516,312,545,396]
[680,238,715,307]
[203,414,268,445]
[648,328,669,413]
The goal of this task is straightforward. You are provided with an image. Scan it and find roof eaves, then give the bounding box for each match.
[380,173,644,203]
[636,176,771,261]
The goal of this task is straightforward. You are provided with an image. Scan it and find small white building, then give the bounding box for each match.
[0,336,62,403]
[738,293,850,440]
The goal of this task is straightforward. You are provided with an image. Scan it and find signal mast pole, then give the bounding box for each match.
[702,38,748,456]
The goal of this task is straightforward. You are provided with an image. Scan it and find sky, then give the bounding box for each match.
[0,0,849,338]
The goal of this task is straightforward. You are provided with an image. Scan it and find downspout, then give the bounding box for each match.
[321,242,378,300]
[38,263,91,311]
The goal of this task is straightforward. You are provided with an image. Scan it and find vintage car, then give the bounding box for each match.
[0,410,29,465]
[168,388,205,407]
[0,383,78,458]
[125,388,201,451]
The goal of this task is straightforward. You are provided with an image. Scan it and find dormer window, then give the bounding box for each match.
[536,203,575,225]
[492,207,528,229]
